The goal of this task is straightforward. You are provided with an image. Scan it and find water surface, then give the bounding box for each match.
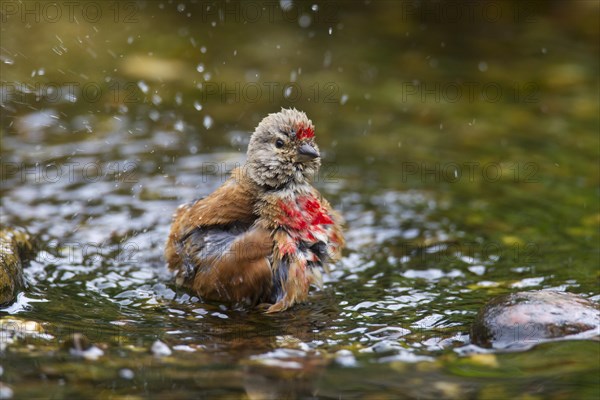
[1,1,599,398]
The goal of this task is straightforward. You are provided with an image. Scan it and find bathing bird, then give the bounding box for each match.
[165,108,344,312]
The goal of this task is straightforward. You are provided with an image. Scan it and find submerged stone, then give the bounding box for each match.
[471,291,599,350]
[64,333,105,361]
[0,228,34,306]
[151,340,172,357]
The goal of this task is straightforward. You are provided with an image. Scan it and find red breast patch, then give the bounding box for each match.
[278,195,333,231]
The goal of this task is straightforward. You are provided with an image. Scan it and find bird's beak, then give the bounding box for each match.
[297,143,320,162]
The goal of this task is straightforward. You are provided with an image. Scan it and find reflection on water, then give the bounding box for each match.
[1,1,599,398]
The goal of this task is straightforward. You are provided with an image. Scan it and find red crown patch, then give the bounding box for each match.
[296,125,314,140]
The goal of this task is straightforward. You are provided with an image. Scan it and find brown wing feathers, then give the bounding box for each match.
[165,168,274,304]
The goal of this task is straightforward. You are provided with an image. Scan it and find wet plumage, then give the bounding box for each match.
[165,108,344,312]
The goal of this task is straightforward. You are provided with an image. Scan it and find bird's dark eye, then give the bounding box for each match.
[275,139,285,148]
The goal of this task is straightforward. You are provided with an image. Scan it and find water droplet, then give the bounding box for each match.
[65,93,77,103]
[328,27,333,35]
[323,51,332,68]
[1,56,14,65]
[280,0,293,11]
[193,101,203,111]
[196,63,205,73]
[177,3,185,12]
[174,120,184,132]
[203,115,213,129]
[478,61,488,72]
[119,368,135,379]
[200,46,207,54]
[137,81,149,94]
[298,14,311,28]
[311,4,319,11]
[340,94,349,105]
[149,110,160,121]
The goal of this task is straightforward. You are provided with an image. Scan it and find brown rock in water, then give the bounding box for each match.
[471,291,599,350]
[0,228,34,305]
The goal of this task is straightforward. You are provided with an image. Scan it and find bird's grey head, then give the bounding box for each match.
[246,108,321,189]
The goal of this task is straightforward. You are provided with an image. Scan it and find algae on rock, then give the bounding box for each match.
[0,228,34,305]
